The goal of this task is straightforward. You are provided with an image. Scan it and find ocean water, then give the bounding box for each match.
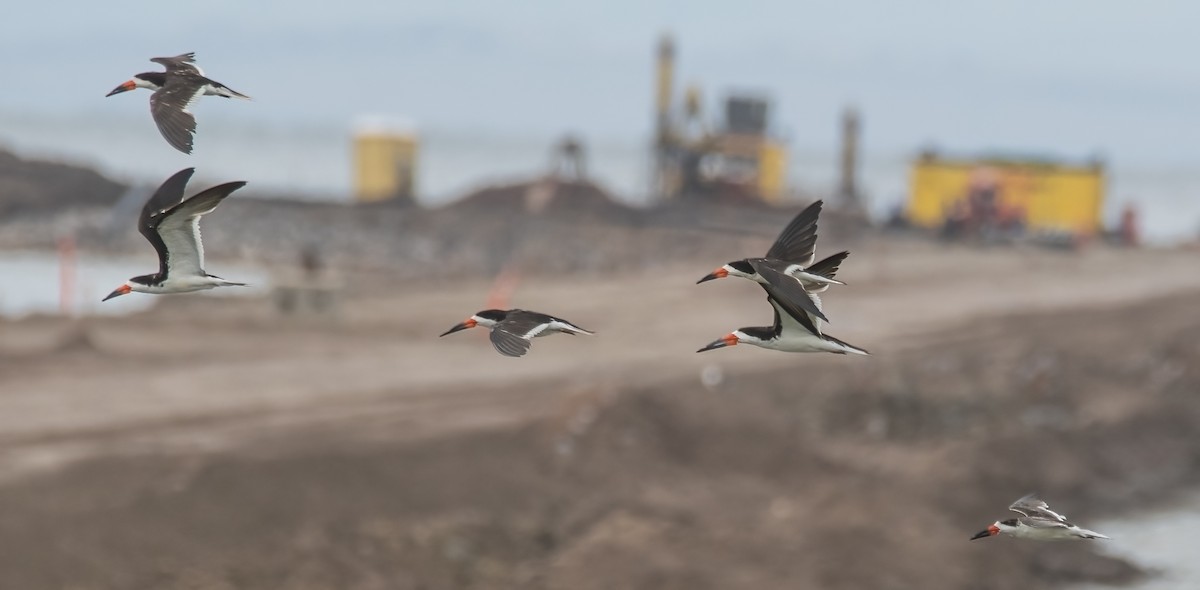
[0,250,267,318]
[1,111,1199,245]
[1077,492,1200,590]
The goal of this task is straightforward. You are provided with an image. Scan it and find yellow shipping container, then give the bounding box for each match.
[353,122,419,203]
[907,154,1104,234]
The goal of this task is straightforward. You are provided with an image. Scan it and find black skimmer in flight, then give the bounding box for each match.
[697,200,848,323]
[106,52,250,154]
[440,309,594,357]
[696,267,868,355]
[103,168,247,302]
[970,494,1110,541]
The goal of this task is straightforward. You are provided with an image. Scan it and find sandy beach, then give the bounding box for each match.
[1,239,1198,588]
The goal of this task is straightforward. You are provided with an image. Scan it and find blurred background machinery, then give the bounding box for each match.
[650,34,789,204]
[272,242,341,317]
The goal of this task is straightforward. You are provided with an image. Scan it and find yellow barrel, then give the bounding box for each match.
[353,118,418,203]
[757,140,788,204]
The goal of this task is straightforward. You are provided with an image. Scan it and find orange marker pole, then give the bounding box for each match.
[485,260,521,310]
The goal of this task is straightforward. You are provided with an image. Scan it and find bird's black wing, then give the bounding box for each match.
[488,311,563,357]
[138,168,195,277]
[150,53,200,73]
[506,310,555,329]
[157,181,246,277]
[765,200,822,265]
[507,310,593,335]
[149,77,203,154]
[1009,494,1068,522]
[489,327,533,358]
[758,276,822,338]
[750,261,829,323]
[805,251,849,282]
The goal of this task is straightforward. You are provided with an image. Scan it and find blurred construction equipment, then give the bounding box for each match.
[837,107,864,213]
[353,118,418,203]
[650,34,788,204]
[272,243,340,317]
[906,151,1105,243]
[549,135,587,183]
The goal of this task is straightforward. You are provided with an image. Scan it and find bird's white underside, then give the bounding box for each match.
[761,299,849,353]
[998,521,1109,541]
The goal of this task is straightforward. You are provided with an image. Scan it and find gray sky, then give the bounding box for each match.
[4,0,1200,164]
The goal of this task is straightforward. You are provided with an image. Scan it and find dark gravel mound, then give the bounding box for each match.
[0,149,127,215]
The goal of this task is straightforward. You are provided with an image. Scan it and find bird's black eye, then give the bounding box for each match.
[1001,519,1018,526]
